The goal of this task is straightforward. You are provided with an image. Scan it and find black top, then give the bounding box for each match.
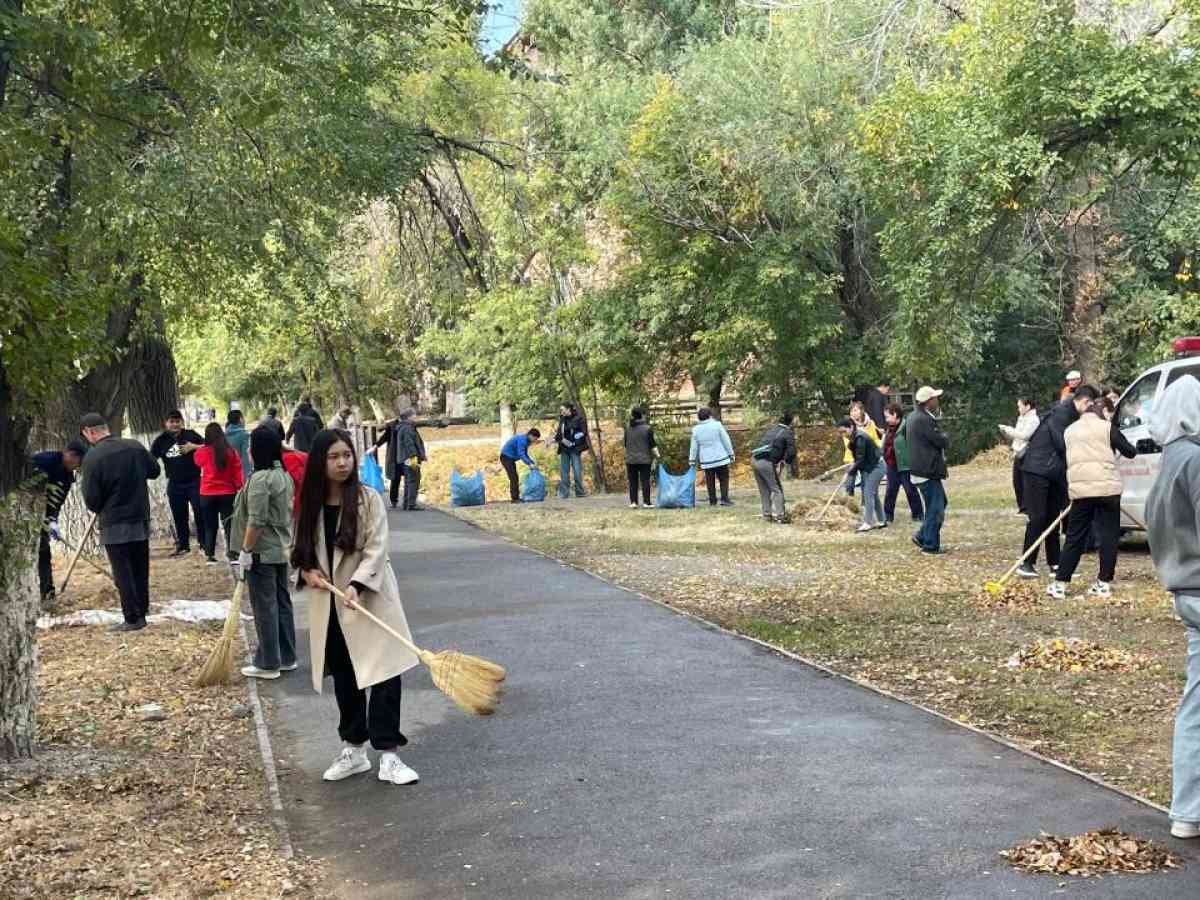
[1020,402,1080,484]
[753,423,797,466]
[905,407,950,480]
[846,430,882,479]
[287,414,320,453]
[81,435,161,530]
[554,413,590,455]
[865,388,888,432]
[623,422,657,465]
[31,450,75,518]
[151,429,204,484]
[323,504,339,574]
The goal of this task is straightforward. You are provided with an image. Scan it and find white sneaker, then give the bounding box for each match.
[240,665,280,680]
[1171,820,1200,839]
[377,752,419,786]
[629,502,638,509]
[856,523,874,533]
[280,661,299,672]
[1046,581,1067,600]
[1087,580,1112,598]
[323,745,371,782]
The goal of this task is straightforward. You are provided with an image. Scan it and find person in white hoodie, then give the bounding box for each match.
[1145,374,1200,839]
[688,407,736,506]
[999,398,1039,515]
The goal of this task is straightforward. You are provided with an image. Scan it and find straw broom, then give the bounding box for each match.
[196,581,246,687]
[321,579,506,716]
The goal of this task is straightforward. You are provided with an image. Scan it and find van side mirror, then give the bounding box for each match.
[1136,438,1162,454]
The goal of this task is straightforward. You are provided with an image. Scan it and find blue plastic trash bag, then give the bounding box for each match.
[361,454,386,494]
[450,468,486,507]
[521,467,547,502]
[655,464,696,509]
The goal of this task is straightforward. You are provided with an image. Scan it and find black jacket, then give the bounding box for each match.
[555,413,589,455]
[905,407,949,480]
[865,388,888,433]
[81,436,160,530]
[753,423,797,466]
[31,451,75,518]
[261,416,286,441]
[1111,419,1137,459]
[846,430,882,482]
[375,420,428,479]
[286,413,320,453]
[1020,402,1079,484]
[623,422,657,465]
[151,429,203,484]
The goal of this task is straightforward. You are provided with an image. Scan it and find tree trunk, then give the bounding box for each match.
[691,373,724,420]
[588,384,608,493]
[0,492,40,760]
[499,402,514,442]
[1063,177,1105,379]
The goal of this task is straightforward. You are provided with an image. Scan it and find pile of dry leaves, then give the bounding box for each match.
[977,582,1045,612]
[1006,637,1145,673]
[788,495,860,527]
[1001,829,1180,877]
[1,544,323,899]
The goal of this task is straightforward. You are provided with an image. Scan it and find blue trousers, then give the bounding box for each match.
[558,451,586,498]
[915,479,947,551]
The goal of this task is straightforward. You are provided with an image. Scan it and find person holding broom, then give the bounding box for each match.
[291,429,421,785]
[233,427,298,680]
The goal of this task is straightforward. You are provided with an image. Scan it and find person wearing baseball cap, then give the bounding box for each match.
[907,386,949,553]
[1060,370,1083,402]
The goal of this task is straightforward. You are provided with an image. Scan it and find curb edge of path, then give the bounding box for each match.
[440,505,1169,818]
[240,618,295,860]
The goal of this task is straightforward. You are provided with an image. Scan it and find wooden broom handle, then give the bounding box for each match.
[319,579,426,660]
[996,502,1073,585]
[58,512,98,597]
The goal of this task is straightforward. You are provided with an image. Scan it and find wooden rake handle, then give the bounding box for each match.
[58,513,98,597]
[994,502,1073,588]
[56,535,117,586]
[318,579,427,662]
[816,478,847,522]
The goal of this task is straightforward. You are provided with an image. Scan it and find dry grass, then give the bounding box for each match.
[1,544,322,899]
[448,464,1184,806]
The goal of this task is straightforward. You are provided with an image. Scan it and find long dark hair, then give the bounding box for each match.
[629,407,645,428]
[250,426,283,472]
[290,429,363,572]
[205,422,230,470]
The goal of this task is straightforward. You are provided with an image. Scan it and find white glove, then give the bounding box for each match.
[47,519,62,541]
[238,550,254,572]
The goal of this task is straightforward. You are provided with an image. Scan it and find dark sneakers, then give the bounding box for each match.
[109,620,146,633]
[169,548,189,559]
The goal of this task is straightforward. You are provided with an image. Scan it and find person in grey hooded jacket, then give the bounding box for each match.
[1145,373,1200,840]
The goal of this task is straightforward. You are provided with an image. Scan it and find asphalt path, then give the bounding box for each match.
[263,509,1199,899]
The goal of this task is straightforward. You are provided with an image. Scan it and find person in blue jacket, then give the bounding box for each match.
[499,428,541,503]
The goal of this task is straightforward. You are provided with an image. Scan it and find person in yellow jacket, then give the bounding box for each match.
[1048,390,1137,600]
[842,400,882,492]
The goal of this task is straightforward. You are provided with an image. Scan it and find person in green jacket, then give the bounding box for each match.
[235,426,297,680]
[883,404,924,523]
[226,410,252,480]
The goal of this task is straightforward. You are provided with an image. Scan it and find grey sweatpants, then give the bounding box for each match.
[752,458,786,518]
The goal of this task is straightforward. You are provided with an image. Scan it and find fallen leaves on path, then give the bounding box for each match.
[1001,829,1180,877]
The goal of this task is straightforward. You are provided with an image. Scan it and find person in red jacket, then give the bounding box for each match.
[282,446,308,518]
[194,422,245,564]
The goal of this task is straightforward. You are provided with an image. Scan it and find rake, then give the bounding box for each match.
[54,535,117,586]
[984,503,1073,595]
[58,513,98,598]
[196,582,245,687]
[814,478,850,522]
[321,579,506,716]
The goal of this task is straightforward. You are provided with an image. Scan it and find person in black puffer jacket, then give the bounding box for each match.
[554,403,590,499]
[841,416,886,532]
[79,413,161,631]
[1016,387,1096,578]
[751,412,797,522]
[906,387,950,553]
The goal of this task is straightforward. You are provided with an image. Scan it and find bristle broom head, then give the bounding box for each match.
[195,583,245,687]
[983,581,1003,595]
[427,650,506,716]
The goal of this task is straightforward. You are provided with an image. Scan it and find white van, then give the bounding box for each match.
[1117,336,1200,529]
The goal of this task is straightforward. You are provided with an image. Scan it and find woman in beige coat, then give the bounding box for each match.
[1049,392,1137,600]
[290,429,421,785]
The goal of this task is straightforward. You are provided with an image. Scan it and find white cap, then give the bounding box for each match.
[915,386,944,403]
[1066,370,1082,381]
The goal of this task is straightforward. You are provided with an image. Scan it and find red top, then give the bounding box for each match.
[282,450,308,517]
[194,446,245,496]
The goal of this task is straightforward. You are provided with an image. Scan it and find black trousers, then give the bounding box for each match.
[1056,495,1121,583]
[105,540,150,624]
[389,475,402,506]
[38,529,54,599]
[398,464,421,509]
[1012,459,1025,513]
[883,464,924,522]
[166,480,204,552]
[199,493,235,559]
[704,465,730,504]
[500,454,521,502]
[1021,471,1068,568]
[325,599,406,750]
[627,463,652,505]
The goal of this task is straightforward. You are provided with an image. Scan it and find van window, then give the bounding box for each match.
[1118,372,1161,429]
[1166,364,1200,387]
